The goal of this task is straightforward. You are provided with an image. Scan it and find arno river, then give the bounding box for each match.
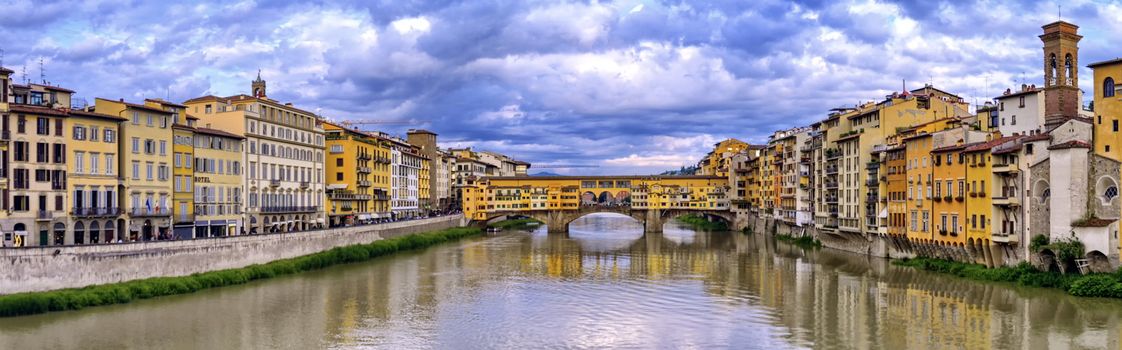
[3,214,1122,349]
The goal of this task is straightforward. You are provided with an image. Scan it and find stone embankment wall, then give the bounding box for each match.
[739,214,1025,267]
[0,215,466,294]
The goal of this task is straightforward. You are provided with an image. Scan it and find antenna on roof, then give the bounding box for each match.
[1058,4,1062,21]
[38,57,45,84]
[21,63,27,84]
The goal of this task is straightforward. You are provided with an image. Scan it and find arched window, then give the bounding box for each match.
[1106,186,1118,201]
[74,222,85,245]
[1105,77,1116,98]
[1065,53,1074,82]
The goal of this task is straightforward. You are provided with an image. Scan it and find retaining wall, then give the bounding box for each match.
[0,215,466,294]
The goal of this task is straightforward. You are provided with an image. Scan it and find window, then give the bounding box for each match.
[17,116,25,134]
[174,153,182,167]
[1012,115,1016,125]
[1106,77,1116,98]
[75,152,85,173]
[36,117,49,135]
[90,126,99,141]
[132,161,140,180]
[132,111,139,124]
[336,172,343,181]
[1106,186,1118,201]
[1114,120,1118,132]
[146,162,153,180]
[90,154,99,174]
[73,126,86,140]
[336,158,343,166]
[35,142,48,163]
[104,129,115,143]
[106,154,114,175]
[1019,96,1025,107]
[131,137,140,153]
[13,141,27,162]
[159,140,167,156]
[146,114,153,126]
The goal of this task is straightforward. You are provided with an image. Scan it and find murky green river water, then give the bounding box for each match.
[3,214,1122,349]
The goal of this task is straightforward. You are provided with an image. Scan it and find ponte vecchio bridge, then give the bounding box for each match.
[461,175,733,233]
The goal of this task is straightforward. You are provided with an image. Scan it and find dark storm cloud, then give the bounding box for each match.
[0,0,1114,174]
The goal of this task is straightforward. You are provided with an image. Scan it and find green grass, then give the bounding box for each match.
[488,218,542,230]
[676,214,729,231]
[894,257,1122,298]
[775,234,822,249]
[0,227,482,318]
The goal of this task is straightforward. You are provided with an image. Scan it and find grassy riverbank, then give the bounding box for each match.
[894,257,1122,298]
[776,234,822,249]
[676,214,729,231]
[0,227,482,317]
[489,218,542,230]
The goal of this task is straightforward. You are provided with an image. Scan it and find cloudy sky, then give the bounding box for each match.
[2,0,1118,174]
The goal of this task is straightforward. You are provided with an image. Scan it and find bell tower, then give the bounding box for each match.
[251,69,266,98]
[1040,21,1082,118]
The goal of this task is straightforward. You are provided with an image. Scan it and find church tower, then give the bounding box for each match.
[252,69,267,98]
[1040,21,1082,119]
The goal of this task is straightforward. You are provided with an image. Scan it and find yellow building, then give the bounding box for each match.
[168,111,196,238]
[463,175,729,224]
[0,67,9,246]
[418,148,431,211]
[323,121,381,226]
[191,127,245,237]
[96,98,176,241]
[930,143,968,246]
[1091,59,1122,160]
[698,138,750,177]
[8,83,76,246]
[65,109,126,244]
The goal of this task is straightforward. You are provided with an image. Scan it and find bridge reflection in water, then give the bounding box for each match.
[3,214,1122,349]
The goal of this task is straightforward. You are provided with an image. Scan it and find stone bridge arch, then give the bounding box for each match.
[476,207,734,234]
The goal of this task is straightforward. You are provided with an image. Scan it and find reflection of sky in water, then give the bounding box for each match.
[558,213,645,252]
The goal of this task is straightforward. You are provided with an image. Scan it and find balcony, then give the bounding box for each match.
[131,207,171,217]
[261,206,317,213]
[992,164,1017,174]
[357,166,372,173]
[72,207,121,217]
[358,153,373,161]
[300,181,310,189]
[357,180,372,187]
[992,232,1018,243]
[866,179,878,186]
[824,182,839,189]
[992,196,1020,207]
[825,166,839,175]
[954,194,965,201]
[36,210,52,221]
[269,179,281,187]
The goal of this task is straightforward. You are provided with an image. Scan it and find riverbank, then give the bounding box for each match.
[676,214,729,231]
[0,215,464,294]
[0,226,482,317]
[894,257,1122,299]
[488,218,542,230]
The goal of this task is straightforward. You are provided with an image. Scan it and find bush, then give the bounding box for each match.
[1029,235,1049,252]
[775,234,821,249]
[676,215,729,231]
[488,218,542,230]
[0,226,482,317]
[894,257,1122,299]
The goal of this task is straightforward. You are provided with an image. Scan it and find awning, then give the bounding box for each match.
[327,184,348,190]
[879,208,888,219]
[358,214,371,220]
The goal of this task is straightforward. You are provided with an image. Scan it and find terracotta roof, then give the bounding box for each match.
[963,136,1021,152]
[69,109,128,121]
[8,104,69,117]
[0,67,12,74]
[836,133,861,142]
[96,98,174,114]
[1021,134,1051,142]
[995,88,1042,100]
[931,143,970,153]
[1072,218,1117,228]
[194,127,245,139]
[407,129,437,135]
[1088,58,1122,69]
[183,95,228,104]
[1047,140,1092,150]
[40,85,75,93]
[145,98,186,108]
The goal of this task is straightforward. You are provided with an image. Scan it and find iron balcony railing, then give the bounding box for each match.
[261,206,317,213]
[131,207,171,216]
[72,207,121,217]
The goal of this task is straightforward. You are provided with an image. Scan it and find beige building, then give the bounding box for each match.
[183,74,326,233]
[191,127,245,237]
[406,129,454,211]
[7,83,75,246]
